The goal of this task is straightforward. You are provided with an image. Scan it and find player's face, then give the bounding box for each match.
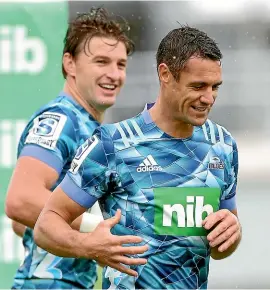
[167,57,222,126]
[74,36,127,111]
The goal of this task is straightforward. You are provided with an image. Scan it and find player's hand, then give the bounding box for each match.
[202,209,241,252]
[83,209,148,277]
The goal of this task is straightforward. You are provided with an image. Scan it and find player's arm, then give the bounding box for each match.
[34,187,147,277]
[12,220,26,237]
[5,156,59,229]
[203,138,241,260]
[5,109,82,231]
[6,155,98,231]
[34,131,148,276]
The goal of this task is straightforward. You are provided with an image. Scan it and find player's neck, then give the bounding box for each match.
[62,82,104,123]
[149,98,193,139]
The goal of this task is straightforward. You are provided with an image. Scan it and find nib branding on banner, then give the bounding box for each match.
[0,1,68,288]
[0,25,47,74]
[1,1,68,117]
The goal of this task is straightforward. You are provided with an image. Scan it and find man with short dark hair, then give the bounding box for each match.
[5,7,146,289]
[34,25,241,289]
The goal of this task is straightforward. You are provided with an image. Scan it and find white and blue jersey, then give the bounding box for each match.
[60,103,238,289]
[13,92,99,289]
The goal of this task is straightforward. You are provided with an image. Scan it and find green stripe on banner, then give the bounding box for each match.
[0,1,68,288]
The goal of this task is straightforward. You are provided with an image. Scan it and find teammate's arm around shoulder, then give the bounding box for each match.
[34,129,148,277]
[203,136,242,259]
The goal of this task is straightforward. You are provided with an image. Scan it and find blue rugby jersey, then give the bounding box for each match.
[13,92,99,289]
[60,104,238,289]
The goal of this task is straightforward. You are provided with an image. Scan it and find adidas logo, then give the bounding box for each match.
[136,155,162,172]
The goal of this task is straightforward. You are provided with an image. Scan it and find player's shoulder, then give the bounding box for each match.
[98,113,144,148]
[20,94,82,146]
[201,118,236,147]
[40,95,78,117]
[27,94,85,129]
[28,95,66,118]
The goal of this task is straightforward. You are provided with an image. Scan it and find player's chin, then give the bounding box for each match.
[99,97,116,109]
[190,116,208,127]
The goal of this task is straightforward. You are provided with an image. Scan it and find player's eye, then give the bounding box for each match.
[192,84,204,90]
[212,85,220,91]
[96,59,107,64]
[118,63,126,69]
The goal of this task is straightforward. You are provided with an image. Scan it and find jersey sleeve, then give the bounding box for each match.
[219,137,239,210]
[19,107,78,174]
[60,126,119,209]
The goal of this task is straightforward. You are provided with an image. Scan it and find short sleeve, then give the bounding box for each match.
[19,107,78,174]
[60,126,119,208]
[219,137,239,210]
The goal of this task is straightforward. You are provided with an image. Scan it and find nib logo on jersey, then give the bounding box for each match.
[137,155,162,172]
[154,187,221,236]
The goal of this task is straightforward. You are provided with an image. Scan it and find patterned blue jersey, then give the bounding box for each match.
[13,92,99,289]
[60,104,238,289]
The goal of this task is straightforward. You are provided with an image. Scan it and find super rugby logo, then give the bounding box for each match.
[74,136,96,160]
[70,135,99,174]
[25,113,67,150]
[33,115,60,137]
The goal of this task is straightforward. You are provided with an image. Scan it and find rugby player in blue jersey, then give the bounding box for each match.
[34,25,242,289]
[5,7,147,289]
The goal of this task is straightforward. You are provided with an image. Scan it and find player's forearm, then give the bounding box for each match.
[7,196,84,232]
[210,231,242,260]
[34,210,90,258]
[5,187,51,229]
[12,220,26,237]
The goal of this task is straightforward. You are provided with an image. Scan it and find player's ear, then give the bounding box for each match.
[63,53,76,77]
[158,63,171,84]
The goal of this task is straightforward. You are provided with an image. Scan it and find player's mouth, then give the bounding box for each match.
[191,106,208,112]
[99,84,117,91]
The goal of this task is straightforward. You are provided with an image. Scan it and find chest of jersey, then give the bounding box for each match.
[106,139,229,237]
[116,139,228,190]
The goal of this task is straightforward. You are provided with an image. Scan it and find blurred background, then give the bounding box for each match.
[0,0,269,288]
